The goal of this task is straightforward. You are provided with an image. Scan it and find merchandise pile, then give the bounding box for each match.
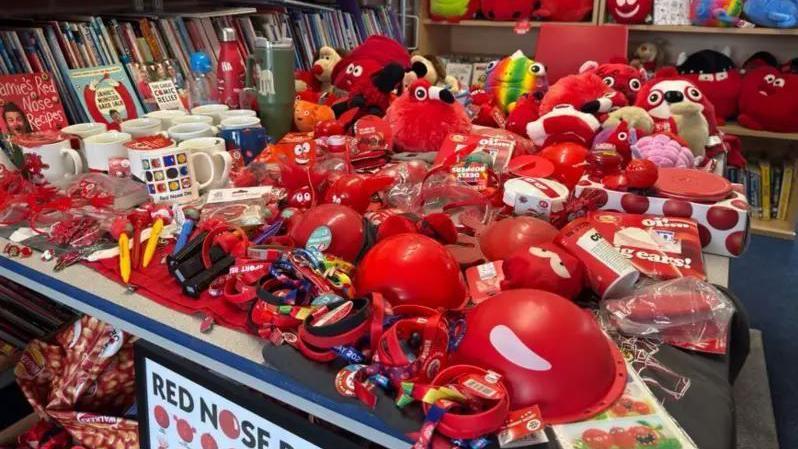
[0,31,750,449]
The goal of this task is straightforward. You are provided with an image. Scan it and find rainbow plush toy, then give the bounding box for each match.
[689,0,743,26]
[484,50,548,113]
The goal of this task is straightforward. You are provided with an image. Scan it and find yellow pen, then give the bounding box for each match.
[142,218,164,268]
[119,233,131,284]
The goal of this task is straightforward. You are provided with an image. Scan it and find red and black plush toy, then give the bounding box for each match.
[533,0,594,21]
[332,36,410,93]
[738,66,798,132]
[481,0,535,20]
[540,72,627,120]
[580,59,647,104]
[385,79,472,152]
[332,63,407,123]
[677,49,742,124]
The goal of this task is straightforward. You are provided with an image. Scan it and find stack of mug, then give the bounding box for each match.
[8,104,266,204]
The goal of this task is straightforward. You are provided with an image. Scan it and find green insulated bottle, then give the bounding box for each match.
[246,37,295,143]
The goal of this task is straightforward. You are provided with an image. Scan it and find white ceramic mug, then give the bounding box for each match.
[191,104,230,125]
[125,135,178,181]
[121,117,163,138]
[178,137,233,190]
[168,122,219,142]
[146,110,188,130]
[220,109,257,121]
[17,134,83,186]
[172,115,215,127]
[220,116,262,130]
[134,144,215,204]
[83,131,132,171]
[61,122,108,172]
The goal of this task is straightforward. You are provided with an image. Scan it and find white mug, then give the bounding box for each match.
[178,137,233,190]
[220,116,262,130]
[146,110,188,130]
[83,131,132,171]
[220,109,257,121]
[172,115,215,127]
[121,117,163,138]
[168,122,219,142]
[134,144,215,204]
[125,135,178,181]
[61,122,108,172]
[16,133,83,187]
[191,104,230,125]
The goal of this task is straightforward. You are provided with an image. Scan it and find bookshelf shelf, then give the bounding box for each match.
[720,123,798,141]
[422,19,588,28]
[751,218,796,239]
[625,24,798,36]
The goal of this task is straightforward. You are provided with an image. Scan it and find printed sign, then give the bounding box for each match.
[149,80,186,111]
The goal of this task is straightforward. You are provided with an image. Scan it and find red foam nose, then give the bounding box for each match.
[312,64,324,75]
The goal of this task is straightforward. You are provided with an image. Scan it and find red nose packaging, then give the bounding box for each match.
[587,211,706,281]
[556,217,640,299]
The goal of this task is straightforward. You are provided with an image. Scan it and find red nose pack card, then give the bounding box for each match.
[436,133,515,173]
[588,211,706,280]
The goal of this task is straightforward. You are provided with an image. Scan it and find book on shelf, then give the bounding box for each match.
[771,163,782,219]
[747,164,762,218]
[68,63,145,125]
[0,73,69,135]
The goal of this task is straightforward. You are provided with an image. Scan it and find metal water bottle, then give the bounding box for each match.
[246,37,295,143]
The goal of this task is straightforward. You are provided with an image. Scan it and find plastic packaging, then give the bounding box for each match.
[601,277,735,354]
[188,52,217,108]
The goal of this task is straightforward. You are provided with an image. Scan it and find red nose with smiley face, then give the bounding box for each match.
[453,289,626,422]
[609,0,652,23]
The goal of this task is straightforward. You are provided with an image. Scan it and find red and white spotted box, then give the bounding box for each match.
[575,175,750,257]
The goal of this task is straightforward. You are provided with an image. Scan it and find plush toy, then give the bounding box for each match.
[501,243,585,299]
[404,54,461,92]
[690,0,743,26]
[324,174,395,213]
[386,79,472,152]
[738,66,798,132]
[295,70,321,95]
[481,0,536,20]
[633,133,695,167]
[743,0,798,27]
[630,42,665,75]
[676,49,741,123]
[533,0,594,21]
[332,36,410,93]
[592,121,637,164]
[505,93,541,136]
[608,0,653,23]
[526,104,600,147]
[313,46,343,94]
[671,101,709,157]
[580,60,647,103]
[743,51,780,71]
[484,50,548,113]
[540,72,626,119]
[603,106,655,134]
[294,100,335,132]
[468,88,503,127]
[429,0,480,21]
[332,63,407,123]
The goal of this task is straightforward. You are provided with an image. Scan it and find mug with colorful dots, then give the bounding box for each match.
[126,135,215,204]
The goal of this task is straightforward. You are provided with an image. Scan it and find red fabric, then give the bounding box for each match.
[86,243,250,332]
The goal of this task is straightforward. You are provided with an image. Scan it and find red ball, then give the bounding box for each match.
[539,143,589,188]
[356,234,466,310]
[289,204,366,262]
[453,289,626,423]
[219,409,240,439]
[479,216,559,261]
[153,405,169,429]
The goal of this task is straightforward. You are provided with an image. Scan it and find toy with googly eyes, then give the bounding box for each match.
[484,50,548,113]
[592,120,637,165]
[293,99,335,132]
[292,141,314,166]
[677,49,741,123]
[385,79,471,152]
[607,0,652,23]
[580,60,647,104]
[331,35,411,94]
[738,66,798,132]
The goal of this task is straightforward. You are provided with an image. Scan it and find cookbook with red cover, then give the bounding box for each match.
[0,72,68,136]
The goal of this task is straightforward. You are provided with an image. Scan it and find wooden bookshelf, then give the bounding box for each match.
[626,24,798,35]
[720,123,798,142]
[751,218,797,239]
[422,19,588,28]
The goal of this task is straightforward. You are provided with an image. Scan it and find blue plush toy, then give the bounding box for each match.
[743,0,798,28]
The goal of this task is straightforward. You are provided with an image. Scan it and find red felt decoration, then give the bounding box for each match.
[738,66,798,132]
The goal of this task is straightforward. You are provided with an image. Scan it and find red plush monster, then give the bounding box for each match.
[385,79,472,152]
[506,93,541,136]
[677,50,742,123]
[738,67,798,132]
[540,72,627,119]
[469,88,502,127]
[481,0,536,20]
[332,36,410,92]
[332,63,407,123]
[501,243,585,299]
[580,60,647,104]
[534,0,594,21]
[607,0,652,23]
